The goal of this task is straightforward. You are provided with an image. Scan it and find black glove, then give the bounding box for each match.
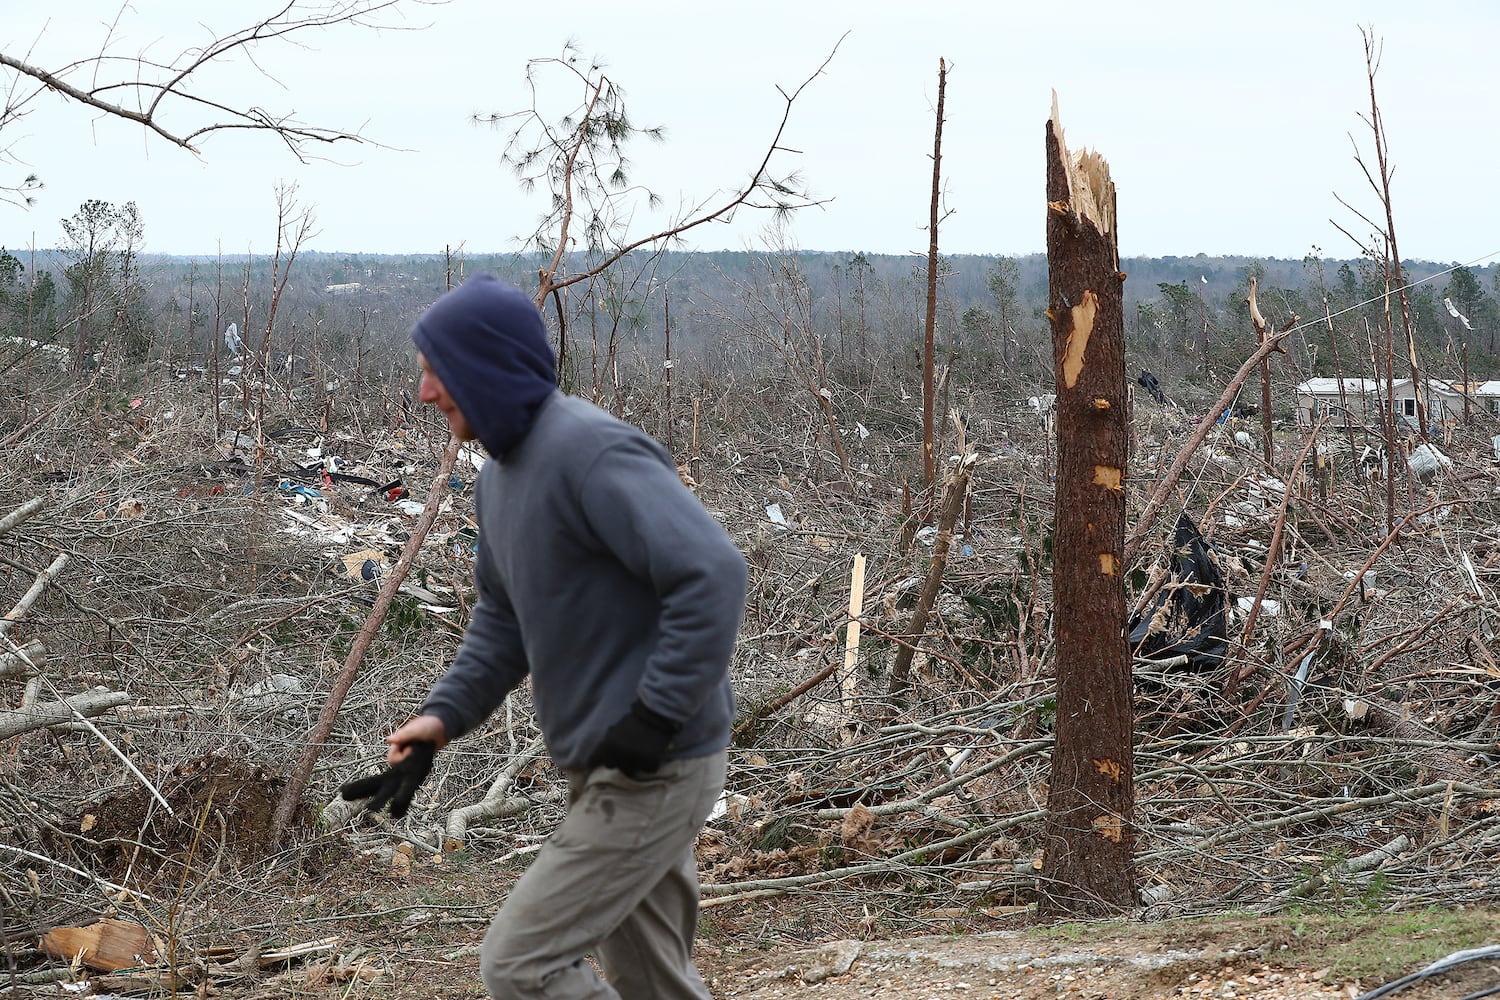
[339,741,435,819]
[590,701,681,775]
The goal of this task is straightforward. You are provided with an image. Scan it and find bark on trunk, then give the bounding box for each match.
[888,452,973,695]
[1038,98,1137,916]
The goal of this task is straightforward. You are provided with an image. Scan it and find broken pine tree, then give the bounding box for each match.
[1038,95,1137,916]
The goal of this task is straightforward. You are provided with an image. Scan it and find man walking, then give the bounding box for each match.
[341,274,747,999]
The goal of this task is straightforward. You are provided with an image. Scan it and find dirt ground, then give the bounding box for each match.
[15,831,1500,999]
[363,907,1500,1000]
[697,922,1500,1000]
[249,852,1499,1000]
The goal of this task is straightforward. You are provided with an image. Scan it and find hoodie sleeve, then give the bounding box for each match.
[577,437,748,724]
[418,486,530,740]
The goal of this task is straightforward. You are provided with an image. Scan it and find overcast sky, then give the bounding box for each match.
[4,1,1495,267]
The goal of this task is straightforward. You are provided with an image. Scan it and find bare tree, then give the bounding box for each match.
[1038,97,1136,917]
[920,58,949,490]
[251,184,317,489]
[1333,27,1426,442]
[1,1,421,205]
[724,243,853,485]
[478,37,843,346]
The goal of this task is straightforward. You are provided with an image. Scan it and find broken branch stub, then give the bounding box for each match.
[0,497,46,538]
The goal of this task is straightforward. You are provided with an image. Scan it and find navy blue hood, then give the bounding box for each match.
[411,274,557,457]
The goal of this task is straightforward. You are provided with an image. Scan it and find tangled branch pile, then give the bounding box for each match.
[1,341,1498,991]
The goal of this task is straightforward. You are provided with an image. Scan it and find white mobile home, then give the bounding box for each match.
[1294,378,1379,429]
[1388,378,1466,429]
[1470,381,1500,416]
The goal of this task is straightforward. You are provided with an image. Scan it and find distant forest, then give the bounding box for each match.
[4,237,1498,407]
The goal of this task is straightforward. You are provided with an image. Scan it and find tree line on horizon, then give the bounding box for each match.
[4,206,1499,404]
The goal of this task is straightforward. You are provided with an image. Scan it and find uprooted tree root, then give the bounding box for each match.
[58,753,330,888]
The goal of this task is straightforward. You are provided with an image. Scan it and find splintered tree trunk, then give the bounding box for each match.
[1038,99,1137,916]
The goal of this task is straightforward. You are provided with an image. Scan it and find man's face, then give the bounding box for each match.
[417,352,475,442]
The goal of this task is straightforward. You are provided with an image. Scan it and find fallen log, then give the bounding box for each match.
[0,639,46,678]
[0,687,130,739]
[443,734,548,850]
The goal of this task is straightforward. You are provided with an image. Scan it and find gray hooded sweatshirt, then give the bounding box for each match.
[413,275,747,768]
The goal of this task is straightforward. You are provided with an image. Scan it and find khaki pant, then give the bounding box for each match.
[480,751,726,999]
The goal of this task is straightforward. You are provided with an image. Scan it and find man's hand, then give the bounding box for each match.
[589,701,681,775]
[340,715,448,819]
[340,740,435,819]
[382,715,449,763]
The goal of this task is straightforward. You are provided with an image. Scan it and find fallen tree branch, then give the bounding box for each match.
[0,688,130,739]
[732,654,838,740]
[889,452,975,694]
[443,734,548,850]
[1184,781,1500,856]
[0,498,45,538]
[1125,330,1293,566]
[270,437,462,844]
[701,808,1045,906]
[0,844,155,902]
[0,640,46,679]
[0,553,69,637]
[1260,834,1410,912]
[814,737,1051,821]
[1343,693,1488,786]
[34,667,175,817]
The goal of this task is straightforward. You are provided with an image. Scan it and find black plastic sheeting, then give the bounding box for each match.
[1137,370,1167,405]
[1128,511,1228,670]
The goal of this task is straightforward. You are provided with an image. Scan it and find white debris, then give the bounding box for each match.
[1407,442,1453,482]
[1444,296,1474,330]
[1235,597,1279,617]
[223,322,243,356]
[233,673,306,710]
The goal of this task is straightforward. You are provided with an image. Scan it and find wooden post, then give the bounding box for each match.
[840,553,866,744]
